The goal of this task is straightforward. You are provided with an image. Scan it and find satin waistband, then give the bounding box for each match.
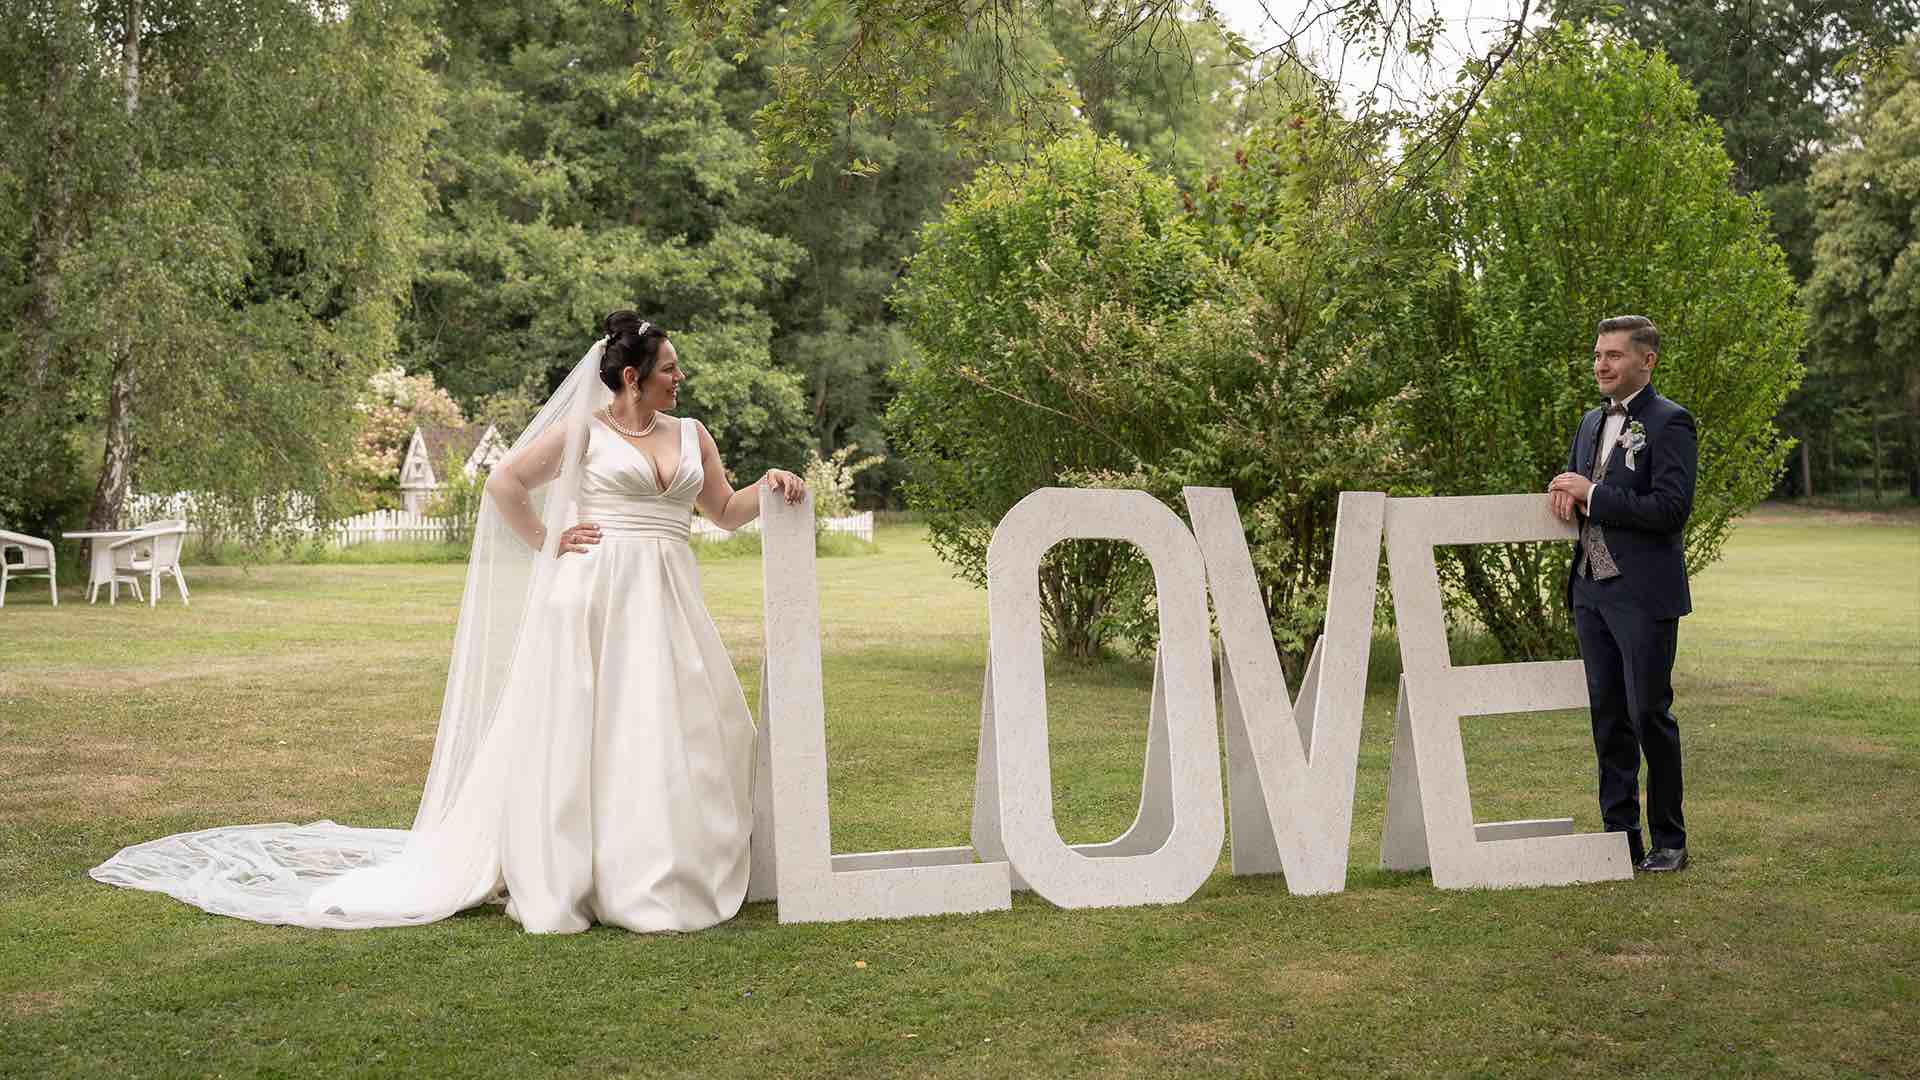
[576,503,691,542]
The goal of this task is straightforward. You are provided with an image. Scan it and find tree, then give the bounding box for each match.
[1549,1,1920,498]
[643,0,1539,189]
[1549,0,1916,279]
[732,101,980,502]
[1043,3,1252,180]
[1806,40,1920,498]
[727,6,1259,504]
[546,2,1323,509]
[1393,29,1804,658]
[1034,100,1422,672]
[888,135,1234,656]
[1139,103,1416,671]
[0,0,439,544]
[407,0,812,484]
[0,3,119,538]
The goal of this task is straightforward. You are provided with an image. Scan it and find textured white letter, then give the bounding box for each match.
[1186,487,1385,895]
[974,488,1223,908]
[1378,494,1634,888]
[752,488,1011,923]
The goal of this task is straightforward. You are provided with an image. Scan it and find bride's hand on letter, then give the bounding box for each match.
[762,468,805,505]
[553,522,602,556]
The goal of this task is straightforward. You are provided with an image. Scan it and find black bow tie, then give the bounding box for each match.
[1603,401,1628,416]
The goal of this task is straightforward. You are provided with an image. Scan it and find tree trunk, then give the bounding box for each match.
[1872,419,1883,501]
[1799,435,1812,498]
[1037,540,1118,659]
[86,349,136,530]
[1908,417,1920,499]
[1907,371,1920,500]
[123,0,141,112]
[83,0,143,533]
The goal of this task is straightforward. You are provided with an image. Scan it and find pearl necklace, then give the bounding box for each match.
[600,406,659,439]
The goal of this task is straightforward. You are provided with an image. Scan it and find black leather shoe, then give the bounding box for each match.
[1636,848,1688,873]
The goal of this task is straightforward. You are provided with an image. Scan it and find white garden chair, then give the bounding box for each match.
[0,529,57,608]
[106,522,191,608]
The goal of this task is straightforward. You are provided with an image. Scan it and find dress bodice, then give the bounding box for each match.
[577,414,703,542]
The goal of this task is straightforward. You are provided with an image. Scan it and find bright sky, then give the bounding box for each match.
[1206,0,1542,105]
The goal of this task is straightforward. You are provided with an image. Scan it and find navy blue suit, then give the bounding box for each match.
[1565,384,1696,857]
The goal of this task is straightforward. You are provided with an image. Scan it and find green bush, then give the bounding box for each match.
[1116,106,1411,670]
[889,134,1230,657]
[803,444,883,520]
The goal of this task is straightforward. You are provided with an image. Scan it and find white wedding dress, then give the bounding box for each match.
[92,412,757,934]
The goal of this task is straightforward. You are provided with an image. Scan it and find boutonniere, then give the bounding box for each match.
[1618,420,1648,471]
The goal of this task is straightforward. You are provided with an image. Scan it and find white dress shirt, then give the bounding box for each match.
[1586,384,1645,511]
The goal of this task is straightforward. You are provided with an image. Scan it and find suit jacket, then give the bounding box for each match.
[1565,384,1697,619]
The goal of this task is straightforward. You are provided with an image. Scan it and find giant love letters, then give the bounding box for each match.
[746,486,1634,924]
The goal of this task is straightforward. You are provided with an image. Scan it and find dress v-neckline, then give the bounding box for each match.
[596,413,683,492]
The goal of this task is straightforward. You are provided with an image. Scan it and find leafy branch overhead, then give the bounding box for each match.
[624,0,1541,186]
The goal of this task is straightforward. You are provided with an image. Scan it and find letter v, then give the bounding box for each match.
[1183,488,1386,895]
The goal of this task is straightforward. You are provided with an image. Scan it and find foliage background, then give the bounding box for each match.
[4,1,1910,661]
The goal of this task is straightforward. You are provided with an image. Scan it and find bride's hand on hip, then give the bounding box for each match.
[553,522,602,556]
[761,469,805,505]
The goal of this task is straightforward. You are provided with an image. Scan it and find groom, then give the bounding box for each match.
[1548,315,1695,874]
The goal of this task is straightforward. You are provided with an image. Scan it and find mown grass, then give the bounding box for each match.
[1,511,1915,1078]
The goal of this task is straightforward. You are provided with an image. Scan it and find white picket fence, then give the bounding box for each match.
[332,508,453,546]
[131,507,455,548]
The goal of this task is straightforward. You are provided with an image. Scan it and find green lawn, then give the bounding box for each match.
[2,509,1915,1077]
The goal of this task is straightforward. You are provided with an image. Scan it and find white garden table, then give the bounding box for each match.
[63,528,141,604]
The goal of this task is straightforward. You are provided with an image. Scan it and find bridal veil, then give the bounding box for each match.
[90,341,616,927]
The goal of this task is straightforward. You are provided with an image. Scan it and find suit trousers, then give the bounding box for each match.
[1571,572,1687,854]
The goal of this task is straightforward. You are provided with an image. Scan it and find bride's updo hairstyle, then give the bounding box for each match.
[598,310,671,394]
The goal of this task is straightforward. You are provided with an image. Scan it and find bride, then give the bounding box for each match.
[90,311,804,933]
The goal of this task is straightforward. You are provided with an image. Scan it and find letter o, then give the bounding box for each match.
[985,488,1224,907]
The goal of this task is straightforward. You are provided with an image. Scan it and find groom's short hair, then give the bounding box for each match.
[1597,315,1660,356]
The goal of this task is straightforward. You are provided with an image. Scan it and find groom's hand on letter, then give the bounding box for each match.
[1547,473,1592,521]
[1549,488,1575,522]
